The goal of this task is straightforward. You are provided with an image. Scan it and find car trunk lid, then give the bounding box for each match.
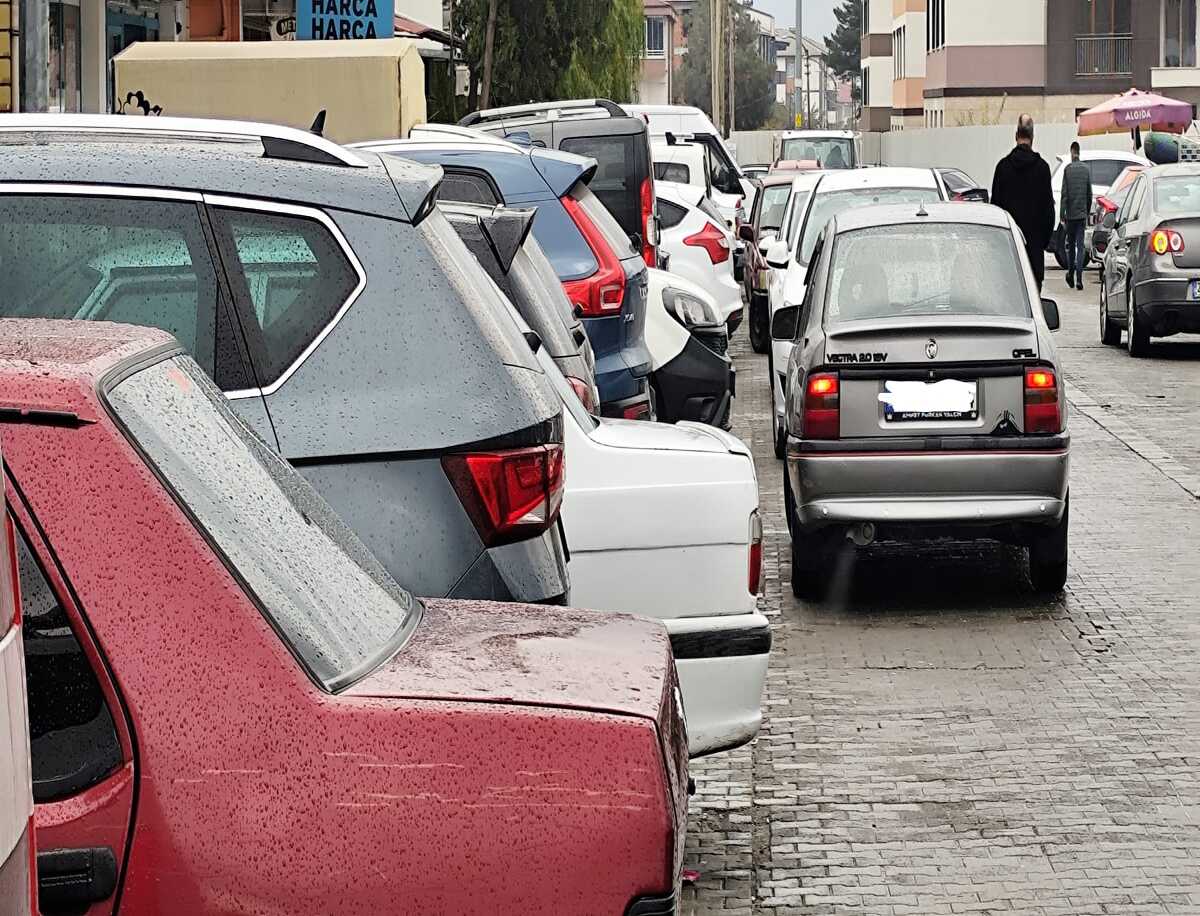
[1161,217,1200,269]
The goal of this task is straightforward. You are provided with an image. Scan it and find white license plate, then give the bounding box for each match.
[1189,280,1200,301]
[881,379,978,423]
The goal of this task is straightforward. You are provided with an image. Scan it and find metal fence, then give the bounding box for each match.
[1076,35,1133,76]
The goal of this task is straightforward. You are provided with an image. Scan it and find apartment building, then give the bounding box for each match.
[638,0,679,104]
[861,0,893,131]
[890,0,925,130]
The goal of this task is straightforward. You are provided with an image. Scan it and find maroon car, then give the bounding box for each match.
[740,173,798,352]
[4,320,687,915]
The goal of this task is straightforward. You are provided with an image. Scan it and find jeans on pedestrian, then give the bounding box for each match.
[1065,218,1086,284]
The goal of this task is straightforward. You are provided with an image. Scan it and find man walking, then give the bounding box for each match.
[992,114,1055,290]
[1059,142,1093,290]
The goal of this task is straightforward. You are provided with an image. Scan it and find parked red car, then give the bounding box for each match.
[0,490,34,916]
[4,320,686,915]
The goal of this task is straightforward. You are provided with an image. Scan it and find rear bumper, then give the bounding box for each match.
[586,314,652,405]
[666,613,770,758]
[786,436,1070,529]
[1133,278,1200,335]
[653,334,734,429]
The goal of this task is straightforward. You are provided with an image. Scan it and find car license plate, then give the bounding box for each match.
[881,379,978,423]
[1189,280,1200,301]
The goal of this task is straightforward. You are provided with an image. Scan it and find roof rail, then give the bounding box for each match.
[0,114,369,168]
[459,99,624,127]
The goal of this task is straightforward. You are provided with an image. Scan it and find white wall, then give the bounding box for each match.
[865,0,891,36]
[898,13,926,78]
[864,56,893,108]
[947,0,1045,46]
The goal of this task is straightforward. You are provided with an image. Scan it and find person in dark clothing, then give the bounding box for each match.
[1060,141,1093,290]
[991,114,1055,291]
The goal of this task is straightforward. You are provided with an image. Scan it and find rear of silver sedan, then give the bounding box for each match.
[784,205,1070,597]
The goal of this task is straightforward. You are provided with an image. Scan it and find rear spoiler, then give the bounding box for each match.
[479,207,537,274]
[529,150,598,198]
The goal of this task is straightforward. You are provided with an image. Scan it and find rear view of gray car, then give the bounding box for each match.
[780,203,1069,597]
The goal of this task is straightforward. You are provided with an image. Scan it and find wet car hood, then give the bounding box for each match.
[346,599,671,722]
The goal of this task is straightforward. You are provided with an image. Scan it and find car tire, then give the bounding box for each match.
[1126,289,1150,358]
[1100,278,1120,345]
[790,527,831,600]
[783,463,796,535]
[748,294,769,354]
[1028,495,1068,593]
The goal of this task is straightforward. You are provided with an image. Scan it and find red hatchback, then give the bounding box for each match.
[2,320,687,915]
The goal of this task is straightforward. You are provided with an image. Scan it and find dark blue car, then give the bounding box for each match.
[356,128,654,419]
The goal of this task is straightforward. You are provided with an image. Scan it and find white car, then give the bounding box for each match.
[777,129,859,170]
[539,341,768,758]
[656,179,743,331]
[765,167,946,457]
[653,139,711,192]
[1050,148,1149,267]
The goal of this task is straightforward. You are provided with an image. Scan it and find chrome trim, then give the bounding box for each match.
[204,194,367,400]
[0,182,202,202]
[0,113,369,169]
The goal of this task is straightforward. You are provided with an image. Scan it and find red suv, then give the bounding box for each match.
[5,320,686,915]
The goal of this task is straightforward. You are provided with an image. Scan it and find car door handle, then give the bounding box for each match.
[38,847,118,912]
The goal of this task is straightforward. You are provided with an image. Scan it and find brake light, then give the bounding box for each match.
[748,510,763,595]
[1023,367,1061,434]
[1098,196,1118,214]
[621,398,653,421]
[442,445,565,547]
[566,375,597,414]
[803,372,840,439]
[684,222,731,264]
[561,192,627,318]
[1150,227,1185,255]
[640,176,657,267]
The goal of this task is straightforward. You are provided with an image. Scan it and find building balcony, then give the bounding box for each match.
[1075,34,1132,77]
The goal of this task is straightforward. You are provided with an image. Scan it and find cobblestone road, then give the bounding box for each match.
[682,263,1200,915]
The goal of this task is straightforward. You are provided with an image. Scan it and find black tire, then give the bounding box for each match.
[1127,289,1150,357]
[791,527,832,600]
[1100,276,1120,345]
[1029,495,1068,593]
[748,294,770,354]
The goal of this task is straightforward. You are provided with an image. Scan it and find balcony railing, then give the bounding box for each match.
[1076,34,1133,77]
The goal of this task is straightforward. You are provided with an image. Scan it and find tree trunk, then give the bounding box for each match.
[479,0,500,110]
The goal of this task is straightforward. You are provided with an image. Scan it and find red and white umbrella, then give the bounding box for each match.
[1077,88,1193,136]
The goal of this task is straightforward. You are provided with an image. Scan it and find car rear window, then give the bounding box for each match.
[106,355,420,692]
[529,199,598,281]
[826,223,1030,324]
[561,134,641,235]
[760,184,792,231]
[1087,159,1134,187]
[655,162,691,184]
[798,186,940,264]
[571,183,636,259]
[1154,175,1200,215]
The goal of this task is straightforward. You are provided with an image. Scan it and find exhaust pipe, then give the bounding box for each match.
[848,522,876,547]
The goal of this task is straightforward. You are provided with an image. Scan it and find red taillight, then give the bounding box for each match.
[683,222,731,264]
[1023,367,1061,434]
[561,192,627,318]
[566,375,597,414]
[442,445,564,547]
[621,399,653,421]
[747,510,763,595]
[803,372,840,439]
[640,176,657,267]
[1150,227,1185,255]
[1098,196,1118,214]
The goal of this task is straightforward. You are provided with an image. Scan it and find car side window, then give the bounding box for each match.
[210,207,359,386]
[0,195,221,374]
[14,522,122,803]
[658,199,689,230]
[436,170,502,207]
[655,162,691,184]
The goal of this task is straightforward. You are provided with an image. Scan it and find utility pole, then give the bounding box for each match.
[18,0,48,112]
[793,0,802,126]
[710,0,723,137]
[727,0,735,134]
[479,0,498,110]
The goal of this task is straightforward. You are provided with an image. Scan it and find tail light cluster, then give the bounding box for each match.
[803,372,840,439]
[566,376,598,414]
[1149,226,1185,255]
[640,177,658,268]
[747,511,763,595]
[684,222,731,264]
[561,193,627,318]
[443,445,565,547]
[1023,367,1062,434]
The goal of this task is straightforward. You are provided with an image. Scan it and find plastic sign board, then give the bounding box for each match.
[794,113,803,128]
[297,0,394,40]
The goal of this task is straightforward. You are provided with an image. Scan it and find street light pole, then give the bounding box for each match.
[794,0,802,126]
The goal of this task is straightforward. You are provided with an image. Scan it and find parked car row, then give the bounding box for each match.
[0,109,772,913]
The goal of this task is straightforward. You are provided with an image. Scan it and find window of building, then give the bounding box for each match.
[862,67,870,107]
[927,0,945,50]
[645,16,666,58]
[47,2,82,113]
[1079,0,1132,34]
[893,26,905,80]
[1163,0,1198,67]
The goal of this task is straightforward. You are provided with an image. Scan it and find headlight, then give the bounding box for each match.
[663,288,720,329]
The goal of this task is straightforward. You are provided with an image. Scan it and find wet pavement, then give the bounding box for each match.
[682,262,1200,915]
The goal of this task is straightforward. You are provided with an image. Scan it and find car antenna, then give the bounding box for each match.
[916,202,929,217]
[310,110,327,137]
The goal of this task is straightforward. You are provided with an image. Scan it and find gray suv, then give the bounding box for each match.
[0,115,569,604]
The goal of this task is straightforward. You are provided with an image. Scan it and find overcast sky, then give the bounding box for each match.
[752,0,840,44]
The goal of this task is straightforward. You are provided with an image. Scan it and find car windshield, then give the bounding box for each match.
[780,137,854,169]
[760,185,793,231]
[797,186,940,264]
[826,223,1030,324]
[107,355,420,692]
[1086,159,1134,187]
[1154,175,1200,215]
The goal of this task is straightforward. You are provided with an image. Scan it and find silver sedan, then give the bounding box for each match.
[778,202,1069,598]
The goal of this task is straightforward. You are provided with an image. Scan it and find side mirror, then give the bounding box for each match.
[771,304,801,340]
[757,229,776,254]
[737,223,755,243]
[765,239,790,269]
[1040,297,1060,331]
[969,188,990,204]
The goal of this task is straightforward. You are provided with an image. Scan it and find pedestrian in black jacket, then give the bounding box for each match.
[991,114,1055,290]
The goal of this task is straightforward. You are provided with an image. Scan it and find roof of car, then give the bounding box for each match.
[832,201,1011,234]
[758,172,802,188]
[789,172,827,191]
[814,166,938,192]
[0,123,438,221]
[1146,161,1200,177]
[654,180,705,208]
[1056,149,1148,164]
[781,130,856,140]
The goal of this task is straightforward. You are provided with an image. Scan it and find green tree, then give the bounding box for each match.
[674,2,776,131]
[454,0,643,110]
[824,0,861,90]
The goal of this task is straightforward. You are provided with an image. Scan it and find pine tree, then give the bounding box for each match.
[674,2,776,131]
[825,0,861,84]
